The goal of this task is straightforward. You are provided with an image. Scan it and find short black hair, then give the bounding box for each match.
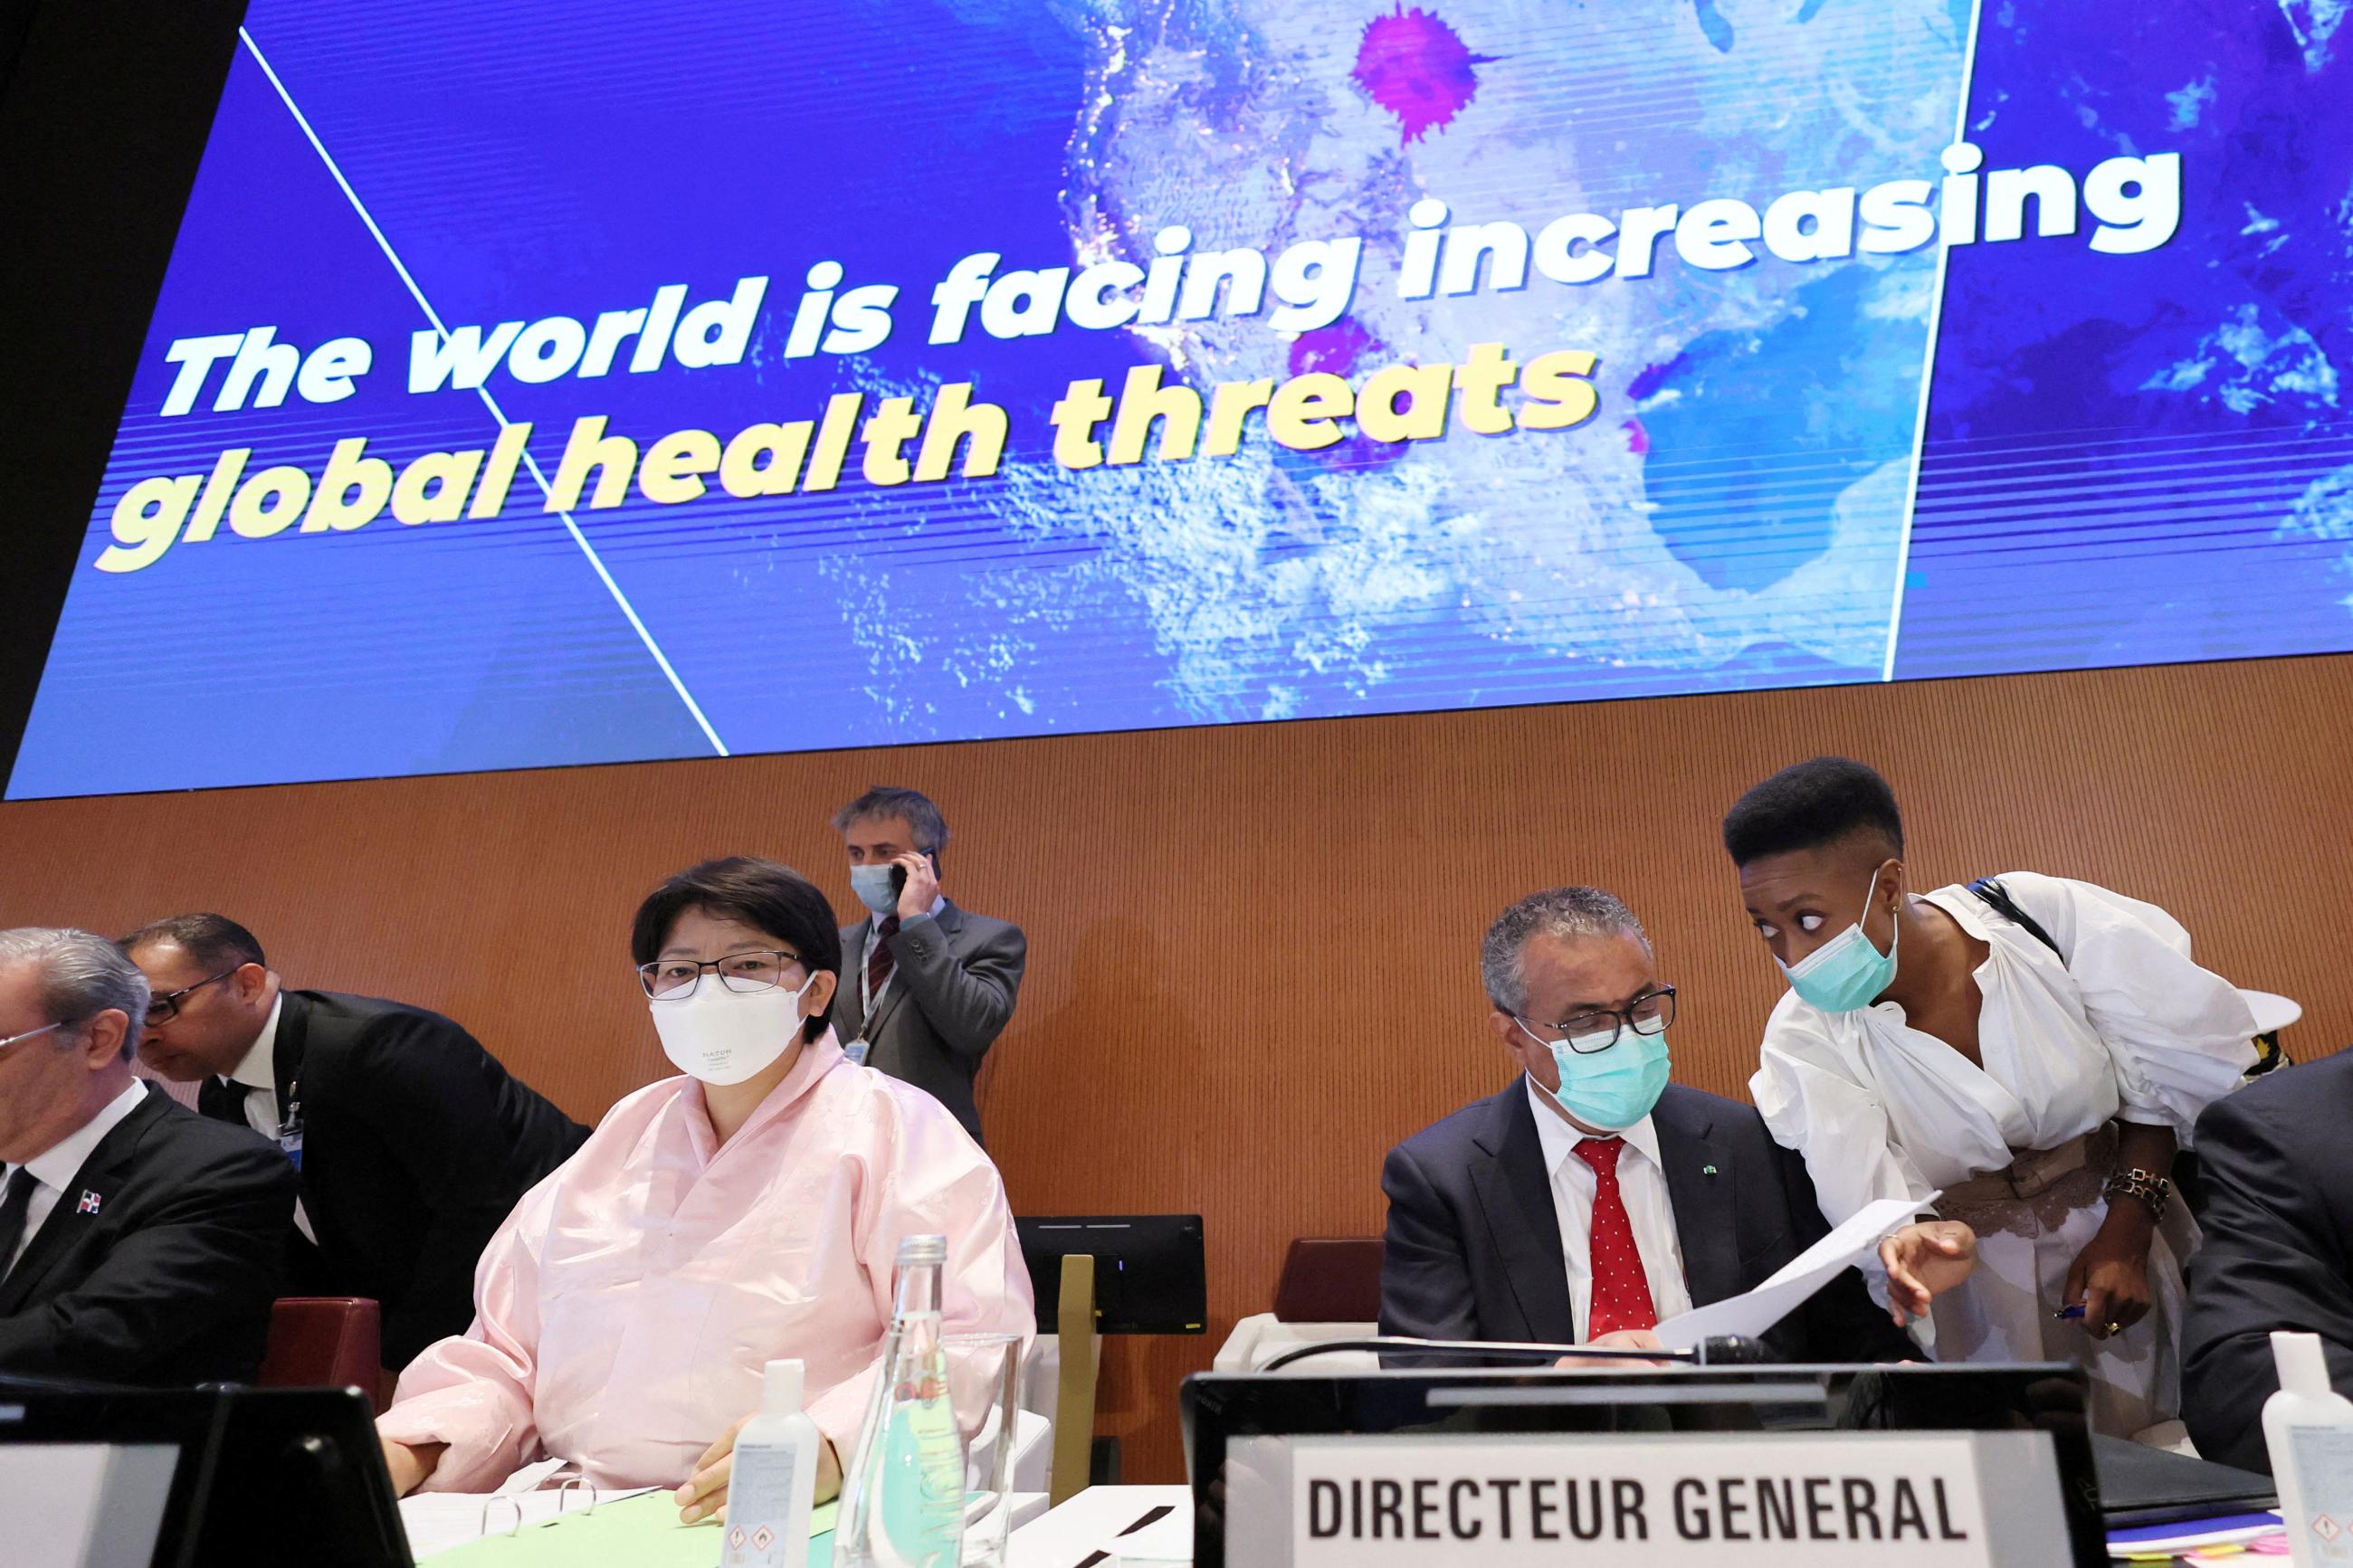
[119,912,267,971]
[1722,756,1905,866]
[631,857,843,1041]
[831,786,948,858]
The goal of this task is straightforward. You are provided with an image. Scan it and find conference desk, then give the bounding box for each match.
[1008,1486,1193,1567]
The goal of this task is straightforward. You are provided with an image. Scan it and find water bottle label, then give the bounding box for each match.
[2291,1425,2353,1563]
[723,1445,799,1567]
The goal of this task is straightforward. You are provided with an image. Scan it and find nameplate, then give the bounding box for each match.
[1278,1431,2016,1566]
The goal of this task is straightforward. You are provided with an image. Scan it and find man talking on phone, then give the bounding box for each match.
[832,786,1025,1145]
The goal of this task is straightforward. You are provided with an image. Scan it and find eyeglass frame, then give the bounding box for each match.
[637,948,808,1001]
[1510,984,1677,1054]
[144,967,241,1025]
[0,1020,69,1056]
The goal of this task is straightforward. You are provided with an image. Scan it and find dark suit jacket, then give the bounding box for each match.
[1380,1081,1914,1364]
[2183,1051,2353,1474]
[834,900,1024,1145]
[0,1086,296,1385]
[208,989,589,1369]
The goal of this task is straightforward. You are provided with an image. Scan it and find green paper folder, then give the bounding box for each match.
[425,1492,838,1567]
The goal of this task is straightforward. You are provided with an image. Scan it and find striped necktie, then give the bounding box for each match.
[866,916,900,1006]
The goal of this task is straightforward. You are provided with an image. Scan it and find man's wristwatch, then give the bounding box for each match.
[2103,1167,2172,1221]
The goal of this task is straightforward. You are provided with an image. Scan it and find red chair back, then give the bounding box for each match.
[1272,1238,1385,1322]
[258,1297,383,1411]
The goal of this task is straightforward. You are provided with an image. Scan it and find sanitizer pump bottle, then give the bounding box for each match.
[721,1358,823,1568]
[2266,1332,2353,1566]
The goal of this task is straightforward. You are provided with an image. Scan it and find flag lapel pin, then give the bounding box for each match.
[76,1190,101,1214]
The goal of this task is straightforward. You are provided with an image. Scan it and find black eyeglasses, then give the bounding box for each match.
[144,968,238,1026]
[1513,986,1677,1053]
[638,949,806,1000]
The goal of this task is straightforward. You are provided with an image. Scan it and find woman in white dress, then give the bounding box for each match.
[1721,757,2257,1436]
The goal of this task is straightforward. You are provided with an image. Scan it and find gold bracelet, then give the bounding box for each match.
[2103,1166,2172,1222]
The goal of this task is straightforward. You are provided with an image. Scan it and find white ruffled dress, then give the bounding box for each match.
[1751,872,2257,1436]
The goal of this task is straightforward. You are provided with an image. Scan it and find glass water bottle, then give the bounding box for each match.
[835,1234,967,1568]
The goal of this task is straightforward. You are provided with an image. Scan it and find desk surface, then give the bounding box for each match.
[1008,1485,1193,1568]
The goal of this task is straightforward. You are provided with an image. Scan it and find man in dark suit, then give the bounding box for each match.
[122,914,589,1373]
[2182,1050,2353,1473]
[1381,887,1971,1363]
[0,927,294,1385]
[831,786,1025,1145]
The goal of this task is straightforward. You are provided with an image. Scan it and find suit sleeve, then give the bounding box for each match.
[0,1133,294,1382]
[2182,1090,2353,1474]
[888,917,1025,1068]
[342,1012,567,1367]
[1775,1140,1918,1364]
[1377,1141,1481,1341]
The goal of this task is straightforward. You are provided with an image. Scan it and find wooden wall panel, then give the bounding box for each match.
[3,652,2348,1480]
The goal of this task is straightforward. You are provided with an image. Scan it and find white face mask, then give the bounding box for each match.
[650,974,814,1086]
[848,863,899,917]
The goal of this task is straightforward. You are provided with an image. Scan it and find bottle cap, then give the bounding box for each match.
[2272,1331,2335,1398]
[764,1357,805,1415]
[896,1234,948,1266]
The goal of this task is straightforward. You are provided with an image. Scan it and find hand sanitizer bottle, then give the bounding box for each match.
[2265,1332,2353,1566]
[721,1358,822,1568]
[836,1235,967,1568]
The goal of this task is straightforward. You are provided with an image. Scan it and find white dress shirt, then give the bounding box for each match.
[1524,1078,1692,1342]
[217,992,315,1242]
[2,1079,147,1277]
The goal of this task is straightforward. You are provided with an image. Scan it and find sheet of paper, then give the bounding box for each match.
[1105,1508,1194,1563]
[495,1458,570,1496]
[1652,1193,1937,1351]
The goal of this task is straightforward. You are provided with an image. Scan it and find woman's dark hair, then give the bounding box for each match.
[631,857,843,1041]
[1722,755,1905,867]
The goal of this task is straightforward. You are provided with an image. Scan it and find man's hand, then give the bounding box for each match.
[380,1438,444,1498]
[893,852,940,921]
[676,1415,843,1525]
[1879,1221,1978,1326]
[2065,1205,2156,1340]
[1556,1328,1670,1368]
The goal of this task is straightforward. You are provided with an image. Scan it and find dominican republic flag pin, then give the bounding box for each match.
[77,1190,101,1214]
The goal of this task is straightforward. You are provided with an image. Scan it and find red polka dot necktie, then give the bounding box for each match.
[1575,1136,1659,1339]
[866,915,900,1002]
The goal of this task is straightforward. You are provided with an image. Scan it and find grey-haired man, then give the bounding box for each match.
[1377,887,1968,1363]
[0,927,294,1384]
[832,786,1025,1145]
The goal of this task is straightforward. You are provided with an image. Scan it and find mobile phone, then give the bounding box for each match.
[889,864,908,898]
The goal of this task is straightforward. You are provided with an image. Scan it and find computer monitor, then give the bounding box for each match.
[0,1380,407,1568]
[0,1381,214,1568]
[1181,1362,2106,1568]
[1017,1214,1207,1335]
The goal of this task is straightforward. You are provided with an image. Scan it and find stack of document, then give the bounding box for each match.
[2106,1512,2285,1561]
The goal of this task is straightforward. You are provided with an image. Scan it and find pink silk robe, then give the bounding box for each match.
[376,1031,1034,1491]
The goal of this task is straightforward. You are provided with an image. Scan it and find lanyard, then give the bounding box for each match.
[858,931,894,1025]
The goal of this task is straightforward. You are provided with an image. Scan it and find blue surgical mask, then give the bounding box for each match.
[1778,867,1900,1012]
[1524,1021,1672,1132]
[848,863,898,916]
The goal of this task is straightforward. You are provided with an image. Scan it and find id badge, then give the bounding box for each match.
[279,1098,305,1170]
[843,1038,871,1066]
